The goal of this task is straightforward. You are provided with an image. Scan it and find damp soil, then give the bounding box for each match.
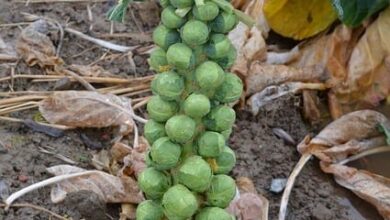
[0,0,385,219]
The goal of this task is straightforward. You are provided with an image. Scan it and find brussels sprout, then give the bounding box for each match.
[165,115,196,143]
[160,0,170,8]
[210,11,238,34]
[147,95,178,122]
[170,0,193,9]
[151,71,185,101]
[214,73,243,103]
[162,184,198,219]
[162,6,186,29]
[166,43,196,70]
[205,34,232,59]
[193,45,207,65]
[178,155,212,192]
[195,207,234,220]
[192,2,219,21]
[204,106,236,132]
[216,45,237,69]
[153,25,180,50]
[181,20,209,47]
[206,174,236,208]
[183,93,211,118]
[213,146,236,174]
[197,131,225,157]
[150,137,182,170]
[148,47,171,73]
[220,128,232,140]
[136,200,164,220]
[181,141,196,158]
[144,120,166,144]
[195,61,225,90]
[138,167,171,199]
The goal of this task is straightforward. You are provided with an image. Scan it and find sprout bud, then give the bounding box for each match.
[150,137,182,170]
[178,155,212,192]
[205,34,232,59]
[162,6,186,29]
[170,0,194,9]
[195,61,225,90]
[214,73,243,103]
[153,25,180,50]
[148,47,171,73]
[220,128,232,140]
[136,200,164,220]
[147,95,178,122]
[210,12,238,33]
[192,2,219,21]
[204,106,236,132]
[144,120,166,144]
[138,167,171,199]
[183,93,211,118]
[206,174,236,208]
[162,184,199,219]
[213,146,236,174]
[151,71,185,101]
[159,0,170,8]
[216,45,237,69]
[195,207,234,220]
[166,43,196,70]
[165,115,196,143]
[181,20,209,47]
[197,131,225,157]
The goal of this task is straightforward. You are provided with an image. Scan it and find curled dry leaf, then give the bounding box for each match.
[68,64,115,78]
[47,165,144,204]
[16,19,63,68]
[39,91,134,135]
[227,177,269,220]
[122,137,149,178]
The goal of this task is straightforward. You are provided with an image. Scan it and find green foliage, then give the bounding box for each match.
[181,20,210,47]
[148,47,171,73]
[144,120,166,144]
[197,131,225,157]
[138,167,171,199]
[183,93,211,118]
[167,43,196,70]
[204,106,236,132]
[150,137,182,170]
[195,61,225,90]
[206,174,236,208]
[205,34,232,59]
[162,184,199,219]
[153,25,181,50]
[146,96,178,122]
[213,146,236,174]
[178,155,213,192]
[209,11,238,33]
[136,200,164,220]
[214,72,243,103]
[151,71,185,101]
[193,2,220,21]
[165,115,196,143]
[162,6,187,28]
[106,0,132,22]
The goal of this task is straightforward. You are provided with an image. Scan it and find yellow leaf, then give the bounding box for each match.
[263,0,337,40]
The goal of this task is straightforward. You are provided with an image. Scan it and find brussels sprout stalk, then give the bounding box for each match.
[137,0,245,219]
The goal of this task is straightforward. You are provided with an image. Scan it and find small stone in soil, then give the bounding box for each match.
[270,178,287,194]
[312,203,333,220]
[0,178,10,200]
[63,190,107,220]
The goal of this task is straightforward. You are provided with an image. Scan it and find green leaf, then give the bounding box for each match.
[107,0,132,22]
[331,0,389,27]
[378,122,390,145]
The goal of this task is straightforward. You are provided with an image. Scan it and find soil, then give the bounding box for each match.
[0,0,385,220]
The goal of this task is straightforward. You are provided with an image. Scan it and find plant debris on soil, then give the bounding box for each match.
[0,0,386,220]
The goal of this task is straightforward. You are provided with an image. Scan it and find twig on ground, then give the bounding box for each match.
[0,101,39,115]
[0,95,46,106]
[62,68,96,91]
[279,153,312,220]
[339,146,390,165]
[133,96,150,110]
[0,203,67,220]
[0,54,18,61]
[0,116,72,130]
[0,22,31,28]
[95,32,152,43]
[38,147,78,165]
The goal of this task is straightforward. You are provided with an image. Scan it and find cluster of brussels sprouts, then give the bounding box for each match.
[136,0,243,219]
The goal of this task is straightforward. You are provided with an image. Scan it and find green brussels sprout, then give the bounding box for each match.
[162,6,187,29]
[148,47,171,73]
[220,128,232,140]
[197,131,225,157]
[151,71,185,101]
[181,141,196,158]
[138,167,171,199]
[205,34,232,59]
[206,174,236,208]
[195,207,234,220]
[213,146,236,174]
[144,119,166,144]
[166,43,196,70]
[195,61,225,90]
[193,45,207,65]
[153,25,180,50]
[183,93,211,118]
[214,73,243,103]
[216,45,237,69]
[136,200,164,220]
[181,20,209,47]
[204,106,236,132]
[210,12,238,34]
[192,2,219,21]
[147,95,178,122]
[170,0,193,9]
[165,115,196,143]
[162,184,198,219]
[160,0,170,8]
[178,155,212,192]
[150,137,182,170]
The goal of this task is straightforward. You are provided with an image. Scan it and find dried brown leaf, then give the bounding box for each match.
[123,137,149,178]
[68,64,115,78]
[47,165,143,204]
[39,91,134,134]
[16,19,63,68]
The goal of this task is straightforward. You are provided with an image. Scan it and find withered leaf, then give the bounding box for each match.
[47,165,144,204]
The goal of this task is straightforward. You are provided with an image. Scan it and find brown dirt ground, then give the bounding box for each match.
[0,0,384,219]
